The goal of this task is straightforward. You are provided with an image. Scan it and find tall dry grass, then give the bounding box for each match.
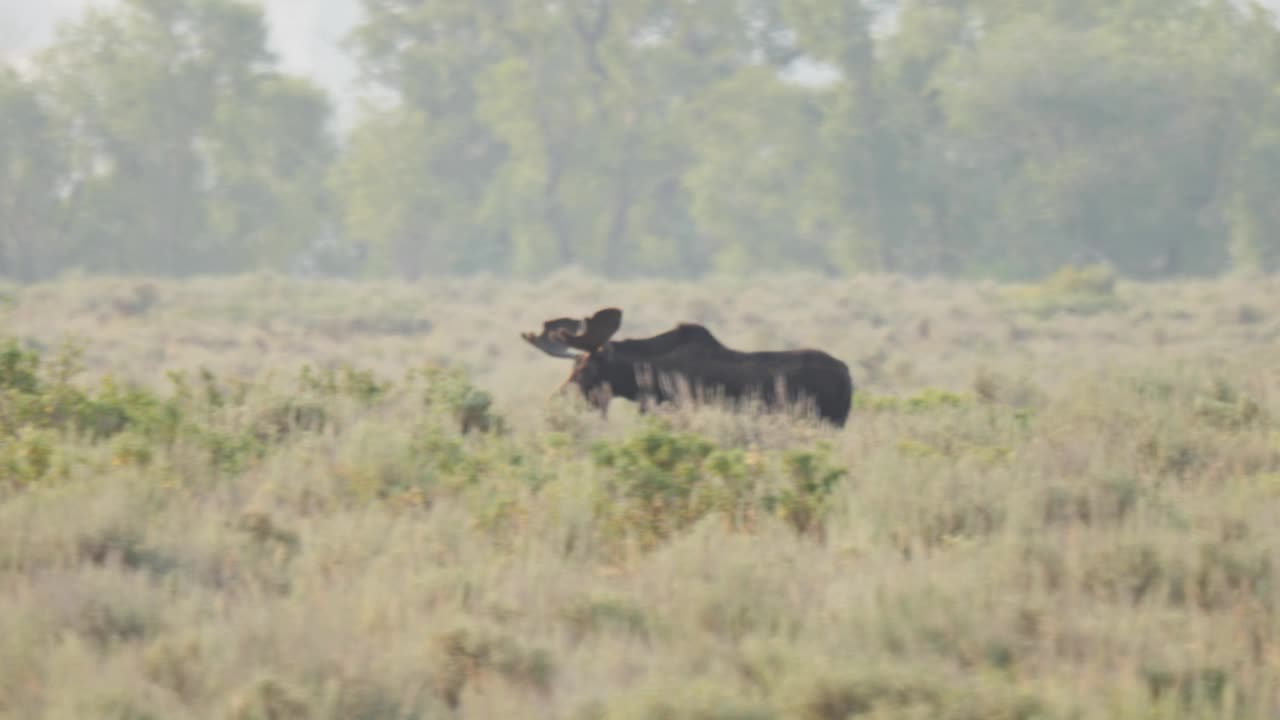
[0,269,1278,718]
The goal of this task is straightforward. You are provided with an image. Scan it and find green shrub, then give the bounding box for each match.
[854,387,971,414]
[1192,377,1267,430]
[0,337,519,489]
[298,363,390,404]
[764,446,845,539]
[578,679,774,720]
[414,365,504,435]
[590,421,726,550]
[560,594,652,645]
[1005,263,1124,318]
[432,626,555,710]
[0,339,39,393]
[590,420,846,551]
[226,677,312,720]
[0,428,62,487]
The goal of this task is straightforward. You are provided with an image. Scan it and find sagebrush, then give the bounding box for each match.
[1,273,1278,718]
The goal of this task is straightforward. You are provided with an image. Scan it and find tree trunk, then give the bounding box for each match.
[603,164,633,277]
[543,150,574,267]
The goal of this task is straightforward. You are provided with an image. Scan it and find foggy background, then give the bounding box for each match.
[4,0,1280,282]
[0,0,363,124]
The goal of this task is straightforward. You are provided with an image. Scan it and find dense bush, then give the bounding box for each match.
[588,421,846,551]
[0,338,503,491]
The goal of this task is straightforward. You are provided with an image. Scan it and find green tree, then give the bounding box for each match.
[783,0,907,273]
[622,0,826,276]
[206,74,336,271]
[932,1,1280,277]
[873,2,978,275]
[1229,119,1280,274]
[341,0,512,278]
[0,67,67,280]
[683,67,828,274]
[335,106,508,277]
[330,0,1280,280]
[471,1,704,277]
[344,0,826,278]
[35,0,335,275]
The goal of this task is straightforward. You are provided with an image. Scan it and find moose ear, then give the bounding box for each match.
[563,308,622,351]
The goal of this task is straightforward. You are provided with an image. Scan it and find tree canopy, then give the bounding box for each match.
[3,0,1280,281]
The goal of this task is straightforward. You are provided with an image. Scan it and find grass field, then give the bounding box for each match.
[2,268,1279,719]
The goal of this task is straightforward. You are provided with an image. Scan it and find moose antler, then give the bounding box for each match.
[522,317,583,358]
[522,308,623,357]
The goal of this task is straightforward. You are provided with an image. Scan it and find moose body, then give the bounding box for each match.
[522,309,854,427]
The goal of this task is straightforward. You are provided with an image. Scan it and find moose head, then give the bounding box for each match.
[521,308,624,413]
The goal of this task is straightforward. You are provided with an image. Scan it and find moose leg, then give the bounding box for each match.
[588,385,613,419]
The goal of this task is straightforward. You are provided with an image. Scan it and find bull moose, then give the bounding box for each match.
[521,308,854,427]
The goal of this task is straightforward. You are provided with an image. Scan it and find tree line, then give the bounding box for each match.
[3,0,1280,282]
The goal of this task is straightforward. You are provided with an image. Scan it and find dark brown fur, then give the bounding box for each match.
[523,309,853,427]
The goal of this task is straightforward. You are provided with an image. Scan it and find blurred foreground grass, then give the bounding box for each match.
[1,270,1279,718]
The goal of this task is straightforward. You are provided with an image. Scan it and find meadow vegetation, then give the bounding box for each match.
[1,270,1280,718]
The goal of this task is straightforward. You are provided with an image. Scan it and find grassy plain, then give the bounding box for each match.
[1,268,1279,719]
